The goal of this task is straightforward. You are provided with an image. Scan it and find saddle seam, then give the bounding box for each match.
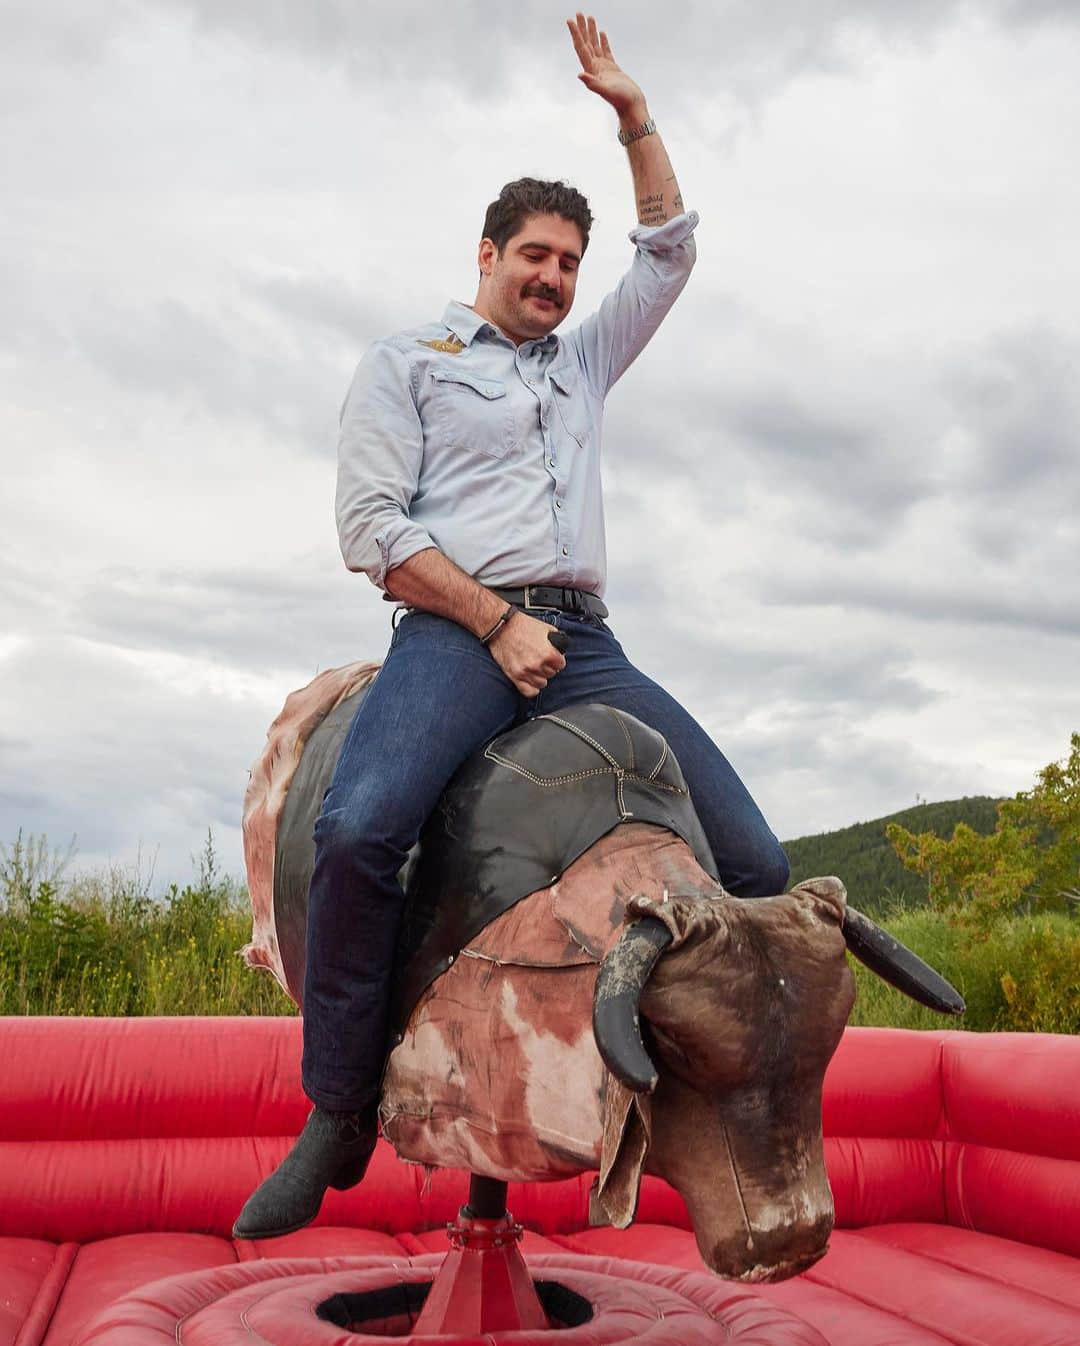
[607,706,636,768]
[540,713,624,769]
[484,748,687,795]
[484,749,615,788]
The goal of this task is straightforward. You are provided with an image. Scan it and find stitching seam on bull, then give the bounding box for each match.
[607,706,636,767]
[482,751,613,786]
[540,714,623,768]
[721,1118,754,1249]
[483,748,686,794]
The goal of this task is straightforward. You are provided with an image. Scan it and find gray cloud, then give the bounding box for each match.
[134,0,1080,112]
[0,634,263,879]
[601,349,934,549]
[761,571,1080,640]
[68,559,391,676]
[936,325,1080,560]
[249,273,396,349]
[70,296,345,455]
[733,719,984,842]
[607,594,939,723]
[943,327,1077,490]
[11,0,1075,147]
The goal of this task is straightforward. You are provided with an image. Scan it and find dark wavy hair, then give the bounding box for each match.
[481,178,593,258]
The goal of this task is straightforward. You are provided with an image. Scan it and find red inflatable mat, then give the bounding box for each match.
[73,1252,827,1345]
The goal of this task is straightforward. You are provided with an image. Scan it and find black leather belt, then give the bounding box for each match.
[491,585,608,618]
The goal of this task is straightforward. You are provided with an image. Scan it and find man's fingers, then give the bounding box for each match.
[566,16,590,70]
[600,29,613,59]
[587,14,601,50]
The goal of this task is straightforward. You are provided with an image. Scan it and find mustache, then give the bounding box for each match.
[525,287,561,306]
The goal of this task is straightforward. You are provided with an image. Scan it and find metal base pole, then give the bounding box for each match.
[411,1175,549,1335]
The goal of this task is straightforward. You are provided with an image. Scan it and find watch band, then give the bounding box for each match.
[617,117,656,147]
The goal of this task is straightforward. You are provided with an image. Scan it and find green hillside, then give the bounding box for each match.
[783,796,1001,916]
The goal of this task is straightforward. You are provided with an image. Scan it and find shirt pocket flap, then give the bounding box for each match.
[548,365,590,445]
[430,368,506,400]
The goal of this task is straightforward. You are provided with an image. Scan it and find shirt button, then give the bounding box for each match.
[555,500,563,509]
[561,546,569,556]
[547,458,555,468]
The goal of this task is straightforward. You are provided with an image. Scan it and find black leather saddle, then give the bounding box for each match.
[272,698,716,1032]
[391,703,718,1034]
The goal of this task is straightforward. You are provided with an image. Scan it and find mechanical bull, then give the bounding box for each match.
[242,660,963,1284]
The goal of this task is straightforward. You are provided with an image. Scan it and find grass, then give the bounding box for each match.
[0,831,294,1017]
[848,905,1080,1033]
[3,830,1077,1030]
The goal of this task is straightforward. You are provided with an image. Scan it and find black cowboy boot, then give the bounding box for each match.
[232,1103,378,1239]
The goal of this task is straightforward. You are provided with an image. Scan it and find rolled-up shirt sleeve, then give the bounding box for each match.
[572,209,699,397]
[335,340,436,590]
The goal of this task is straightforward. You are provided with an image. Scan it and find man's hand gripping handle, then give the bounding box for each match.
[488,615,570,698]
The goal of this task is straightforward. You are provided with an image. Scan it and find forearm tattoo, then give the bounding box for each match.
[637,191,667,225]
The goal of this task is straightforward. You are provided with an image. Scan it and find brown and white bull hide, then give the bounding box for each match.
[381,820,856,1283]
[241,659,379,989]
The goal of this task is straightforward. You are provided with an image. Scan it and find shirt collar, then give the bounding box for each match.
[441,300,559,354]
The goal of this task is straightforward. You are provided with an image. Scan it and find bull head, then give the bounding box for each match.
[592,877,964,1282]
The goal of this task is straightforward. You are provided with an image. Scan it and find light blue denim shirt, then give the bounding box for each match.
[336,209,699,599]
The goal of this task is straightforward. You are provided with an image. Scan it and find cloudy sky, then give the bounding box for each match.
[2,0,1078,892]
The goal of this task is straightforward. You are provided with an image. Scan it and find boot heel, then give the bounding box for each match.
[329,1137,376,1191]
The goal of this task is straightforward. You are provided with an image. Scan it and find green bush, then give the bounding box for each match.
[0,831,294,1017]
[887,732,1080,927]
[848,905,1080,1033]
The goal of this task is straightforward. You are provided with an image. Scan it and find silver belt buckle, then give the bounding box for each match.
[523,585,557,612]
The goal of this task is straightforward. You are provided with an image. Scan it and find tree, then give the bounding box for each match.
[887,733,1080,930]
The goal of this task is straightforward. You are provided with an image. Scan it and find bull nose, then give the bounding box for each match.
[703,1208,833,1284]
[730,1243,828,1284]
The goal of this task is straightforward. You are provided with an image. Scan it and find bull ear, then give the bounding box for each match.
[843,905,965,1015]
[593,916,673,1094]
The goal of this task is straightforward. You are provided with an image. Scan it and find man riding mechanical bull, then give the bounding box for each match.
[234,14,961,1256]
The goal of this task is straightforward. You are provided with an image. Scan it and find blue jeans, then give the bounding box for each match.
[302,609,789,1110]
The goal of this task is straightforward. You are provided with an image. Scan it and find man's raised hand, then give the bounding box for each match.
[566,12,647,118]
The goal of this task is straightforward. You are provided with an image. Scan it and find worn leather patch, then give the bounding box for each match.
[594,1071,653,1228]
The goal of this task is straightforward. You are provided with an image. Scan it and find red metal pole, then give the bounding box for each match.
[411,1176,550,1336]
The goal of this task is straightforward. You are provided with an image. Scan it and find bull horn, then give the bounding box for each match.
[593,916,673,1094]
[844,905,965,1015]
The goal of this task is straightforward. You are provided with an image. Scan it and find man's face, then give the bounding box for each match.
[477,213,584,342]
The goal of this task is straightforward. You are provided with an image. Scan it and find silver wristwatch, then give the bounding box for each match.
[617,117,656,147]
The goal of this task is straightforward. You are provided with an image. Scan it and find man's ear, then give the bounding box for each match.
[477,238,497,277]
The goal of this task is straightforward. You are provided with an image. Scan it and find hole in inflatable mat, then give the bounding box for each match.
[317,1282,430,1335]
[316,1280,593,1334]
[536,1282,594,1327]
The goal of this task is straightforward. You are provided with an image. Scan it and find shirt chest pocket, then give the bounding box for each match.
[427,367,513,460]
[549,367,591,448]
